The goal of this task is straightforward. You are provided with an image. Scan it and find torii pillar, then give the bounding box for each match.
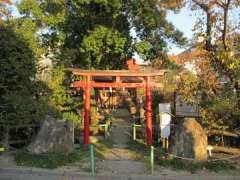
[145,76,152,145]
[84,75,91,144]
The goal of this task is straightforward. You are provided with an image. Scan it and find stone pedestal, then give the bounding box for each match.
[170,118,208,161]
[27,115,74,154]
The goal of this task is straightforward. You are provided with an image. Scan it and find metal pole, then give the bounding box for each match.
[145,76,152,145]
[104,124,108,138]
[84,75,91,144]
[89,144,95,175]
[166,138,169,151]
[150,145,154,174]
[133,124,136,141]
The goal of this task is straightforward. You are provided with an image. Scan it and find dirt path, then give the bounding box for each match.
[96,109,148,175]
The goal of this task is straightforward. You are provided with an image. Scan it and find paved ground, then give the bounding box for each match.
[1,109,240,179]
[1,167,240,180]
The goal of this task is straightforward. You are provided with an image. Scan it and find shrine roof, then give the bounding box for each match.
[68,68,167,77]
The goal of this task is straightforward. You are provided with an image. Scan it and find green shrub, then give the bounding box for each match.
[200,94,240,132]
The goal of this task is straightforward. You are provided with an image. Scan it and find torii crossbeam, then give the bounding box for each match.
[68,68,166,146]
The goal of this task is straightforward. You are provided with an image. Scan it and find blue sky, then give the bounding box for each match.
[167,7,197,54]
[11,1,196,55]
[12,0,21,17]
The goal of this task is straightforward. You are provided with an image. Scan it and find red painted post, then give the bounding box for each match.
[145,76,152,145]
[84,75,91,144]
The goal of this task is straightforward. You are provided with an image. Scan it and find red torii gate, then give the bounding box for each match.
[68,69,165,146]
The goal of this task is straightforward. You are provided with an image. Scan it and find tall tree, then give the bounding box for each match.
[179,0,240,133]
[18,0,187,69]
[0,1,54,132]
[215,0,232,50]
[128,0,187,61]
[12,0,187,127]
[191,0,240,82]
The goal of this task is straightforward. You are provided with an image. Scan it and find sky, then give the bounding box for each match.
[12,0,21,17]
[167,7,197,55]
[11,0,196,55]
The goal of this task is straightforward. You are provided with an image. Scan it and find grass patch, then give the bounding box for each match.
[158,158,236,173]
[14,140,113,169]
[15,146,88,169]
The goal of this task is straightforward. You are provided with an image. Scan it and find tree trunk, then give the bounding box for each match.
[192,0,213,51]
[206,10,212,51]
[222,0,231,50]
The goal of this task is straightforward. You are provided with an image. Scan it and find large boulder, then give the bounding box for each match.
[27,115,74,154]
[170,118,208,161]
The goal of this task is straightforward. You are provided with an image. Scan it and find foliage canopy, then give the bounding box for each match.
[18,0,186,68]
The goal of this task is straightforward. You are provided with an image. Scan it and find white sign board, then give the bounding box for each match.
[160,113,171,138]
[159,103,171,113]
